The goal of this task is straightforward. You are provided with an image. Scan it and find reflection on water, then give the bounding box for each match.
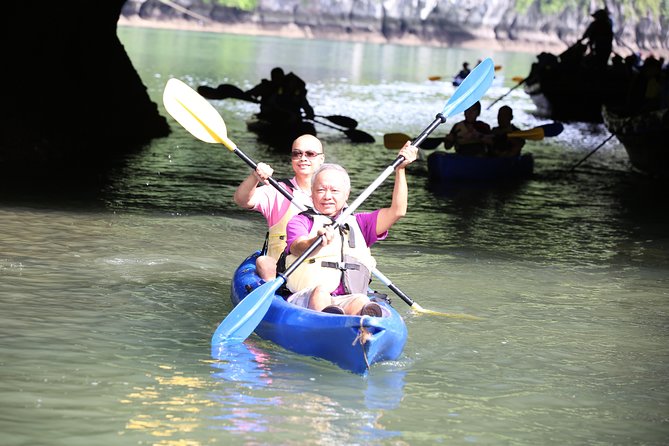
[211,341,274,389]
[208,340,406,441]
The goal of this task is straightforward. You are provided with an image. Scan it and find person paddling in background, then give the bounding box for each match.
[281,142,419,317]
[452,62,471,86]
[246,67,286,120]
[233,134,324,281]
[489,105,525,157]
[442,101,492,157]
[247,67,315,125]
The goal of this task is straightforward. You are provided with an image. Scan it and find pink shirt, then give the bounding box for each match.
[252,177,312,226]
[285,209,387,295]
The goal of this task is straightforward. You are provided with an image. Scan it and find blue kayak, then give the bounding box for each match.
[427,152,534,182]
[222,252,408,375]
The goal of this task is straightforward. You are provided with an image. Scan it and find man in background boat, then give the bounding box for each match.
[234,134,324,281]
[442,101,492,156]
[247,67,315,125]
[580,9,613,69]
[281,143,418,317]
[489,105,525,157]
[246,66,286,119]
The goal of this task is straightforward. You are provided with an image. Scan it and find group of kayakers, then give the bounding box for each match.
[442,101,525,158]
[526,7,668,120]
[234,134,419,317]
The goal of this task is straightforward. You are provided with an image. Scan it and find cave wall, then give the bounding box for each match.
[1,1,170,174]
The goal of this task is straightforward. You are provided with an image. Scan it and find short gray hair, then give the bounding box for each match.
[312,163,351,192]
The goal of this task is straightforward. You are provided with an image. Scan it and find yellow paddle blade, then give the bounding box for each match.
[507,127,545,141]
[410,303,483,320]
[162,78,237,151]
[383,133,411,150]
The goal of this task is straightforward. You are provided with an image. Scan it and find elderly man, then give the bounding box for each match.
[234,134,325,280]
[282,142,418,316]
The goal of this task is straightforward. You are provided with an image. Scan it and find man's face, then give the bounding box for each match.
[312,170,349,217]
[291,138,324,176]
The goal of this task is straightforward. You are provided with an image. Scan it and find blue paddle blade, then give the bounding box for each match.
[211,277,284,345]
[541,122,564,137]
[442,58,495,117]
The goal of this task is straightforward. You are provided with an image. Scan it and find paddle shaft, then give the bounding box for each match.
[569,134,615,171]
[309,117,341,131]
[307,117,375,143]
[486,78,526,110]
[232,148,296,199]
[412,114,447,148]
[233,141,426,309]
[245,154,447,314]
[370,268,417,308]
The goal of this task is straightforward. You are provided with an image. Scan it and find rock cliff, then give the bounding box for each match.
[123,0,668,55]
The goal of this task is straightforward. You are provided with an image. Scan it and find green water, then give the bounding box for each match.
[0,26,667,445]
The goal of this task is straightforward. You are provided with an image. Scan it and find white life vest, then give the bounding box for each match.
[285,213,377,295]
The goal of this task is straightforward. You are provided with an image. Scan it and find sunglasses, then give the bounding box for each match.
[291,150,323,159]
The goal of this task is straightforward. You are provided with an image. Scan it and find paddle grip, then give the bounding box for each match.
[412,114,446,148]
[233,148,296,204]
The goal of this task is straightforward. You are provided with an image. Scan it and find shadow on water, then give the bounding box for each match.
[0,146,149,211]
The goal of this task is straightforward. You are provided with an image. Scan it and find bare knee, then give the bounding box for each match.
[308,285,332,311]
[342,295,369,315]
[255,255,277,281]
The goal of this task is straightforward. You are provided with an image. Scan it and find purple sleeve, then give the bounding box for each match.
[355,209,387,247]
[285,214,314,254]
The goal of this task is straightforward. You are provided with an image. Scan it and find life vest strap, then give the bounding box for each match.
[321,261,360,271]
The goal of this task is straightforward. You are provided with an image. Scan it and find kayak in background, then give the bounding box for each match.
[427,152,534,183]
[247,117,317,151]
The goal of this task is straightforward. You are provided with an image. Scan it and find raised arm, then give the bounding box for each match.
[233,162,273,209]
[376,142,418,235]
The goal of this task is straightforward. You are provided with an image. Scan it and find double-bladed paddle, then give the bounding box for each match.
[197,83,360,129]
[383,122,564,150]
[507,122,564,140]
[200,57,494,344]
[307,117,375,143]
[165,78,477,322]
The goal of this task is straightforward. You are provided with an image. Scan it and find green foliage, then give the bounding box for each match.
[202,0,258,12]
[514,0,666,17]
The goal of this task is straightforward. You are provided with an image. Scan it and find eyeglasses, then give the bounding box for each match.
[291,150,323,159]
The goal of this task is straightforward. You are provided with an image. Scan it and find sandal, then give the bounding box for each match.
[358,302,382,317]
[322,305,344,315]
